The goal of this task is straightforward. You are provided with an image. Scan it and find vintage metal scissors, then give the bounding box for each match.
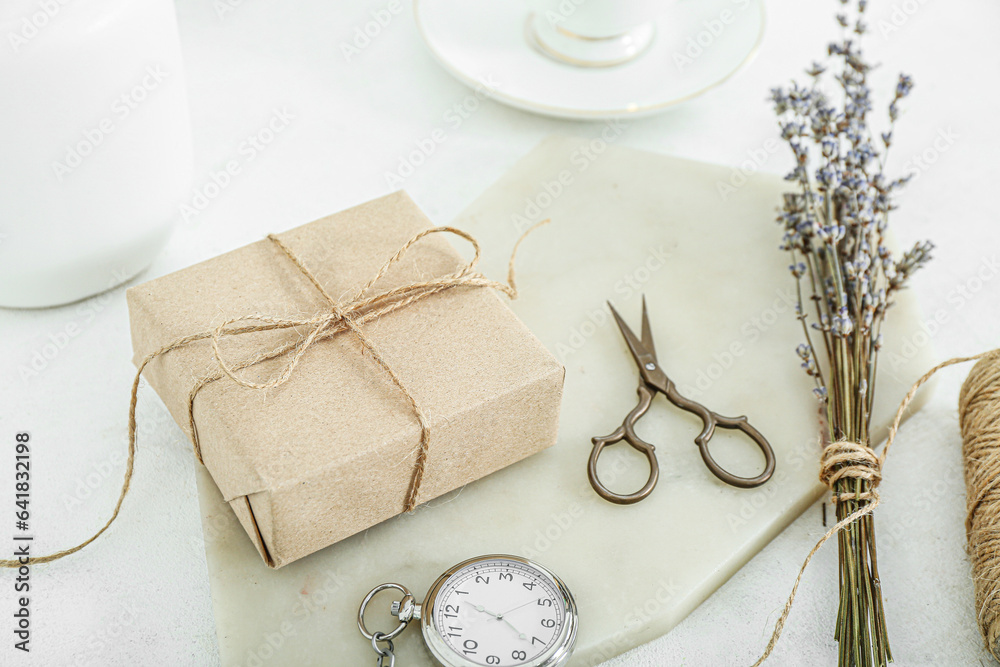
[588,297,776,505]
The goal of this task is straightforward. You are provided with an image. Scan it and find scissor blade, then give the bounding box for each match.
[607,301,650,369]
[640,295,656,360]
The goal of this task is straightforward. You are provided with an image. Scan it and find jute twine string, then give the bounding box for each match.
[958,352,1000,659]
[0,223,546,568]
[753,349,1000,665]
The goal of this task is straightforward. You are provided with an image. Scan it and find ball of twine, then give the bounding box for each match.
[959,354,1000,660]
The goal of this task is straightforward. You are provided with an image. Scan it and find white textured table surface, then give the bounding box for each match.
[1,1,998,666]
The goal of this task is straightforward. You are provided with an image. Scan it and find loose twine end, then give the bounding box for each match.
[1,220,551,566]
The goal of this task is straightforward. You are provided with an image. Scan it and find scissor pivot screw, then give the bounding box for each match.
[645,363,656,370]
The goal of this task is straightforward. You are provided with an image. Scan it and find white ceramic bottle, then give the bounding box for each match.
[0,0,192,308]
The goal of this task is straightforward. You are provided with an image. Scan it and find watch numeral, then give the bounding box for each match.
[522,581,536,591]
[463,639,478,655]
[475,575,490,585]
[532,636,544,645]
[537,598,553,607]
[499,572,513,582]
[455,590,470,595]
[486,657,501,665]
[512,650,527,660]
[541,618,556,628]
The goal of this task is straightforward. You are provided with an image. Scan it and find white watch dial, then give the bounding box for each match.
[433,558,566,666]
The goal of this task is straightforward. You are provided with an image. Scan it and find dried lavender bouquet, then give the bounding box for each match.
[770,1,932,664]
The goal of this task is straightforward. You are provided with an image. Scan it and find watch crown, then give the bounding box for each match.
[390,594,420,622]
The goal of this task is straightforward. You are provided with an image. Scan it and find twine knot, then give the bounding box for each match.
[819,440,882,504]
[199,225,544,513]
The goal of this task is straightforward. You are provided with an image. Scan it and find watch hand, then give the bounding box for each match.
[471,603,502,618]
[470,603,527,640]
[499,598,541,617]
[496,616,527,640]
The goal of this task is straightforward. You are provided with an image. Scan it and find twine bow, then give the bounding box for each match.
[1,222,547,567]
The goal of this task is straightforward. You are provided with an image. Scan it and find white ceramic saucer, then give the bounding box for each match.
[413,0,765,120]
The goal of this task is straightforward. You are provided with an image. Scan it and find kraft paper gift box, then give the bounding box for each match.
[126,191,565,568]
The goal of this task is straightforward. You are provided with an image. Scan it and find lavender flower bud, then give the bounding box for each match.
[896,74,914,99]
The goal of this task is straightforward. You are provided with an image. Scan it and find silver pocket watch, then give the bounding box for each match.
[358,555,578,667]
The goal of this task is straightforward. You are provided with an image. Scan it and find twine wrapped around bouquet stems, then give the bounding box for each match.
[754,349,1000,665]
[0,221,548,568]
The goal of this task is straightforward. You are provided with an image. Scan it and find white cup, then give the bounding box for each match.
[0,0,192,308]
[526,0,669,67]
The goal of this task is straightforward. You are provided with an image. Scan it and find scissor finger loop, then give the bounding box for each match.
[588,429,660,505]
[665,387,776,488]
[587,384,661,504]
[695,413,776,488]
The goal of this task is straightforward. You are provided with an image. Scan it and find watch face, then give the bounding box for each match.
[430,557,571,666]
